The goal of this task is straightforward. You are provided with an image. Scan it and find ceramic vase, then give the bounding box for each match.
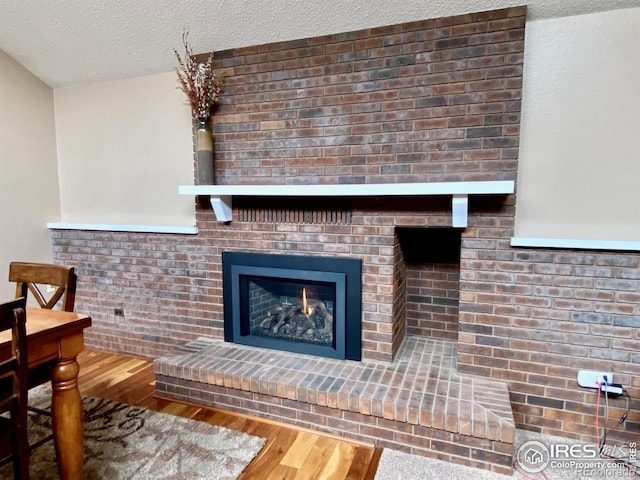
[195,116,214,185]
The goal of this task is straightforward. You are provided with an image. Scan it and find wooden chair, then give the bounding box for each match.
[9,262,77,392]
[8,262,77,446]
[0,297,30,480]
[9,262,76,313]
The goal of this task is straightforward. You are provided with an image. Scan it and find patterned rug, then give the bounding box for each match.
[0,386,265,479]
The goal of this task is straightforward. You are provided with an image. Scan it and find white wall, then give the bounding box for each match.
[0,49,59,300]
[515,8,640,243]
[54,72,196,227]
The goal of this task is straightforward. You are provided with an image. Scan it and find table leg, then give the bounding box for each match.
[51,357,84,480]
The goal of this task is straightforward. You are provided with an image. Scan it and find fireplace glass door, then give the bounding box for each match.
[246,276,337,348]
[231,266,346,358]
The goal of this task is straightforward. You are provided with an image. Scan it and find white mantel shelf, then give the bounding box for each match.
[179,180,515,227]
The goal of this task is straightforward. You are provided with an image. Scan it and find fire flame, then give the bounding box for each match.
[302,288,313,315]
[302,288,307,312]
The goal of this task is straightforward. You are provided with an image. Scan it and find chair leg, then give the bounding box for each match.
[12,423,30,480]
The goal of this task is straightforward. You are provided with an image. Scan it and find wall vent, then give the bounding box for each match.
[236,197,352,224]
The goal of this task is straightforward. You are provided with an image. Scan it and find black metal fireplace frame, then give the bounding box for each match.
[222,252,362,360]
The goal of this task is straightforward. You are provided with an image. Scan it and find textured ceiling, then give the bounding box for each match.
[1,0,638,88]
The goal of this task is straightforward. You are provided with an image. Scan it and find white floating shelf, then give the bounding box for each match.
[46,222,198,234]
[179,181,515,227]
[511,237,640,252]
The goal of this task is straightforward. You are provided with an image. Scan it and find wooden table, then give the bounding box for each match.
[0,307,91,480]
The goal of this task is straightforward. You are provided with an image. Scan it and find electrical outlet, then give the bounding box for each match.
[114,308,124,317]
[577,370,613,389]
[46,284,56,293]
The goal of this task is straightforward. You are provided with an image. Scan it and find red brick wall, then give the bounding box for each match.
[392,233,407,358]
[210,7,524,186]
[458,230,640,444]
[406,263,460,339]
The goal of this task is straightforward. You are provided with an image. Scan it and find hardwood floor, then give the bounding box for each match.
[76,348,383,480]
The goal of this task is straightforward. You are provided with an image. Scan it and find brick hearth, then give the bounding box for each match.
[155,335,515,474]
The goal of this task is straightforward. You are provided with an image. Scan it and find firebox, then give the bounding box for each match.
[222,252,362,360]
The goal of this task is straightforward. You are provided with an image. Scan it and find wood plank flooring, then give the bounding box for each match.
[76,348,383,480]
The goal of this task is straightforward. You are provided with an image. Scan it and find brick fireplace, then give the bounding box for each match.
[48,4,640,476]
[156,7,524,473]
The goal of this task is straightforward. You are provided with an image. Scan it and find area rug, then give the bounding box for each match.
[374,429,638,480]
[0,386,265,479]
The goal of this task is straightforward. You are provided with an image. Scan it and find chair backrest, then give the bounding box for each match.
[9,262,77,312]
[0,297,28,408]
[0,297,29,479]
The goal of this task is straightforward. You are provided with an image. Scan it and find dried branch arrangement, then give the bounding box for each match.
[174,32,221,119]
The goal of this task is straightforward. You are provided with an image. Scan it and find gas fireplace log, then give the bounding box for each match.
[259,300,333,339]
[290,313,315,335]
[272,304,302,333]
[259,307,283,330]
[261,304,319,336]
[309,300,333,332]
